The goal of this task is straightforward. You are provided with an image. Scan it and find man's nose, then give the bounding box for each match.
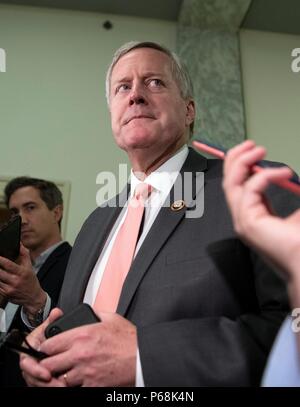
[129,83,147,106]
[19,211,28,225]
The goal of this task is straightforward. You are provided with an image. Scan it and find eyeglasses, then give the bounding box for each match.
[0,329,47,360]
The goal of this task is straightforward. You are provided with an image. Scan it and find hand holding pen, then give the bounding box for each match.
[211,139,300,281]
[192,139,300,196]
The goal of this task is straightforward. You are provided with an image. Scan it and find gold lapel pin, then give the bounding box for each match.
[171,200,186,211]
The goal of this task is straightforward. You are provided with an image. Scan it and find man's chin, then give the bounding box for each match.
[21,237,37,250]
[116,136,154,151]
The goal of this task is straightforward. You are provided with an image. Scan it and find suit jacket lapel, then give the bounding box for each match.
[64,185,130,306]
[117,148,207,316]
[37,242,70,282]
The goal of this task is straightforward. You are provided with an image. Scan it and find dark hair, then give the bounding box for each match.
[4,176,63,226]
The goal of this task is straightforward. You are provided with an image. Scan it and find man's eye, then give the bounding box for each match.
[148,79,163,88]
[116,84,130,93]
[27,205,35,211]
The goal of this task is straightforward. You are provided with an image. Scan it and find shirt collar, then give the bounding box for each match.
[130,144,188,196]
[32,241,64,272]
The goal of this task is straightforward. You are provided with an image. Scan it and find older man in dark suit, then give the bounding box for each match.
[0,177,71,386]
[20,42,299,387]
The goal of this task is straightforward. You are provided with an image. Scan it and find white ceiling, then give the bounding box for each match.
[0,0,183,21]
[0,0,300,35]
[242,0,300,35]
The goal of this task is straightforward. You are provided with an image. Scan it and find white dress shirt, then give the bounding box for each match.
[20,241,65,329]
[1,242,64,332]
[83,144,189,386]
[262,316,300,387]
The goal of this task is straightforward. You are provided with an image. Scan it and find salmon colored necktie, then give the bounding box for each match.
[93,183,152,313]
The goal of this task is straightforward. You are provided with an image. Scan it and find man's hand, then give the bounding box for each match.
[222,140,300,279]
[23,312,137,387]
[0,244,46,315]
[20,308,64,387]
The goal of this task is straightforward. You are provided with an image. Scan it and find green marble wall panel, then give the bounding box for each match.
[177,0,251,148]
[177,27,246,148]
[179,0,251,32]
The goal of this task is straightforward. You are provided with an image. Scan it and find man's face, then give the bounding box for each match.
[109,48,195,154]
[8,186,61,251]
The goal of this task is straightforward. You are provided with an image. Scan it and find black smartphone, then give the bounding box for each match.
[0,329,47,360]
[45,303,100,338]
[0,215,21,261]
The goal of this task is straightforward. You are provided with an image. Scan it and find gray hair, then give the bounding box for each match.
[105,42,195,136]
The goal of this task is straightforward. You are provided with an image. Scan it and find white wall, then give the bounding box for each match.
[0,4,176,243]
[1,6,298,245]
[240,29,300,175]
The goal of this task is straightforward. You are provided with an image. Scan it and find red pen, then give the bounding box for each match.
[192,139,300,196]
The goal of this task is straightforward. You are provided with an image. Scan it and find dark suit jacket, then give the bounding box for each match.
[59,148,299,386]
[0,241,72,387]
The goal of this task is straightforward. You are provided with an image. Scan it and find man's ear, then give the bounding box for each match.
[185,100,195,127]
[53,204,63,224]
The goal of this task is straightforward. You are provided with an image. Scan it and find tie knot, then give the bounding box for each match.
[134,183,152,201]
